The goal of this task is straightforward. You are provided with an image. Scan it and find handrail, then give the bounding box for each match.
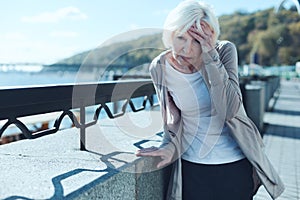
[0,79,157,150]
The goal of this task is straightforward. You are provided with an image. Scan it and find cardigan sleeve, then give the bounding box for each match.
[149,56,172,144]
[149,55,180,155]
[201,41,243,120]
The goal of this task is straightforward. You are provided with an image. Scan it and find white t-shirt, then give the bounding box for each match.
[165,60,245,164]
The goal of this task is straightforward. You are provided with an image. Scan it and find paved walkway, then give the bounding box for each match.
[254,79,300,200]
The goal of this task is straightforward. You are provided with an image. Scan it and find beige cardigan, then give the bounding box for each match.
[149,40,285,200]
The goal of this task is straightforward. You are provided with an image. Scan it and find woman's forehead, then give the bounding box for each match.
[173,26,194,36]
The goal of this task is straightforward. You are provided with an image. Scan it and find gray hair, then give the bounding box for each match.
[162,0,220,48]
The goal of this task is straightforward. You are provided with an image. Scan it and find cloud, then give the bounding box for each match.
[49,30,79,38]
[21,6,88,23]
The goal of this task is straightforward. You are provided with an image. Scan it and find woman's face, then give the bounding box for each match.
[171,30,202,67]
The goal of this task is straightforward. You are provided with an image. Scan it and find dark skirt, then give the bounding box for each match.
[182,158,253,200]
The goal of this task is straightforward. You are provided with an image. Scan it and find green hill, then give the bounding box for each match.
[219,7,300,66]
[44,33,165,72]
[48,6,300,71]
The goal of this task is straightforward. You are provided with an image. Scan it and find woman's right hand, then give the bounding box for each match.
[136,146,174,168]
[188,21,215,53]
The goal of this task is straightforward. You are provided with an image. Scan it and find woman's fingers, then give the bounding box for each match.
[136,147,173,168]
[188,24,214,52]
[189,30,203,42]
[200,21,214,36]
[136,146,159,156]
[157,158,171,168]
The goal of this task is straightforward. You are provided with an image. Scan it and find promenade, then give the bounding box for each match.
[254,79,300,200]
[0,78,299,199]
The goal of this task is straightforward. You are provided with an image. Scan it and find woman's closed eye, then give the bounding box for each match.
[176,36,185,40]
[193,38,200,45]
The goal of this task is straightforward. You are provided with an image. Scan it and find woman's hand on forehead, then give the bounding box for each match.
[188,21,214,52]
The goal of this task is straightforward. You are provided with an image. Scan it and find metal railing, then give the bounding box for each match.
[0,79,157,150]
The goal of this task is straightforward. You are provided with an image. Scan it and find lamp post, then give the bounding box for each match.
[275,0,300,14]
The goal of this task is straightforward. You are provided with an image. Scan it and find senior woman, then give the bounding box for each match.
[136,1,284,199]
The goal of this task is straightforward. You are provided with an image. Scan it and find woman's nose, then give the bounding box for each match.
[183,41,192,54]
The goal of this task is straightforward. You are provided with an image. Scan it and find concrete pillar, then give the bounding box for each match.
[244,84,265,134]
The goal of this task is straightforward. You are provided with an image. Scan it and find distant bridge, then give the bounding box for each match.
[0,63,44,66]
[0,63,44,72]
[276,0,300,14]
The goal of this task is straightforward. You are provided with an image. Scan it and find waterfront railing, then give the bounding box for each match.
[0,79,157,150]
[0,74,281,148]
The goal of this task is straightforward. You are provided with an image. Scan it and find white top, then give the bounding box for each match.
[165,60,245,164]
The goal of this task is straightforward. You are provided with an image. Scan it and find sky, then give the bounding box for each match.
[0,0,286,64]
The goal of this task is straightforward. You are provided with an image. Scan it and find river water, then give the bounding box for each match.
[0,68,147,137]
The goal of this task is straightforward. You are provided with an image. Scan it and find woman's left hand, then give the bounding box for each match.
[188,21,214,53]
[136,146,174,168]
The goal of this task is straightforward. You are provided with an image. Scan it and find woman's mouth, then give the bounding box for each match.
[177,55,191,63]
